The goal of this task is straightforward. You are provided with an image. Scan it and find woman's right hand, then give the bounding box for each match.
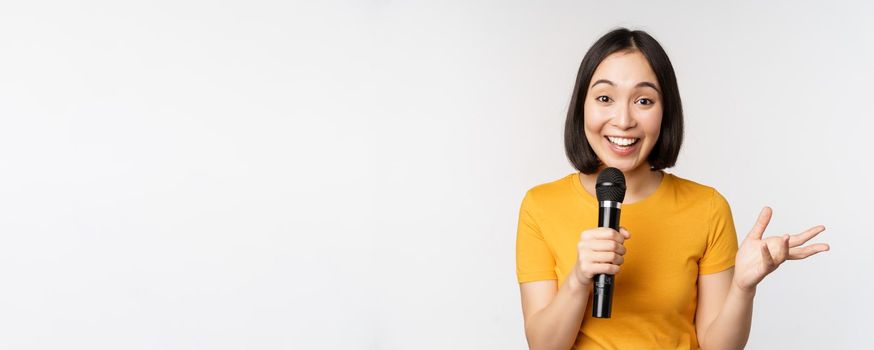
[571,227,631,289]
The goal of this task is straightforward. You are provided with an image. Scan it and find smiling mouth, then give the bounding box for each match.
[606,136,640,147]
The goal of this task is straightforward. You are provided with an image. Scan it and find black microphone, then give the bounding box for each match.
[592,167,626,319]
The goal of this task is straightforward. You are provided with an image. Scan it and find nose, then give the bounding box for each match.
[611,103,636,130]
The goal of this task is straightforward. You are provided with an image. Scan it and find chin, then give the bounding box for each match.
[600,160,642,173]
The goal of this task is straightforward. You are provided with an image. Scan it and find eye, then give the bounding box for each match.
[596,96,612,103]
[636,98,654,105]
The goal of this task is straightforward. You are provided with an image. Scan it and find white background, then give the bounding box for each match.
[0,1,871,349]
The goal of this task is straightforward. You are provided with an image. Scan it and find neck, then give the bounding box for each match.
[580,165,664,204]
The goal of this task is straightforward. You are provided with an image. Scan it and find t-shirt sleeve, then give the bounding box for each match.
[515,190,557,283]
[699,190,739,275]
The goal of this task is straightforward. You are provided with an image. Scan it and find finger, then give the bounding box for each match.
[747,207,773,240]
[760,242,775,269]
[589,251,622,264]
[590,263,620,275]
[788,225,826,248]
[788,243,830,260]
[586,228,624,243]
[777,234,790,263]
[586,240,626,255]
[619,226,631,240]
[590,251,623,265]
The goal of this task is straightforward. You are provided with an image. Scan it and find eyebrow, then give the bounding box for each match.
[590,79,661,94]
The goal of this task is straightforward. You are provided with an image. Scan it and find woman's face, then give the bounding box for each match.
[583,50,663,174]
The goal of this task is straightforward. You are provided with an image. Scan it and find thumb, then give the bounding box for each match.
[619,226,631,240]
[747,207,772,240]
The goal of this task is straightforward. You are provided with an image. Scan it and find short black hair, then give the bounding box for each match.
[564,28,684,174]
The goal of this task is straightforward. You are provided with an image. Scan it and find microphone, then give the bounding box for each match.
[592,167,626,319]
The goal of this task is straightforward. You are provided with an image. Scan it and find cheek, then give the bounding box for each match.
[583,104,610,134]
[641,108,663,139]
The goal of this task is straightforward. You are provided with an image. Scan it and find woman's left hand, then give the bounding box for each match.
[732,207,830,293]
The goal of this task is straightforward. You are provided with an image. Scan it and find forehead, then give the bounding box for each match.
[590,50,659,87]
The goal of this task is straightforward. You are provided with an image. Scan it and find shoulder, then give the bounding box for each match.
[520,173,580,211]
[525,173,577,198]
[667,173,731,212]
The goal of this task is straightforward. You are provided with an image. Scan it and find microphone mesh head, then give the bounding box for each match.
[596,167,627,203]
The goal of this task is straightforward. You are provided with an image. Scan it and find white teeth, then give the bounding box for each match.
[607,136,639,147]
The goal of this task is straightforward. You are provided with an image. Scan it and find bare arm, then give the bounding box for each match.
[520,273,591,350]
[696,268,754,350]
[519,227,630,350]
[697,208,829,350]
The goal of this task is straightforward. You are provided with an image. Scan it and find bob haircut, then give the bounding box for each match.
[564,28,684,174]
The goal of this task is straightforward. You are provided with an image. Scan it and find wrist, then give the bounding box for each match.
[568,264,593,294]
[730,279,758,299]
[568,276,593,295]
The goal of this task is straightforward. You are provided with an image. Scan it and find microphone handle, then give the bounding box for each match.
[593,203,620,318]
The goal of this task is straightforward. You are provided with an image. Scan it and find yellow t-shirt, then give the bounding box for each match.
[516,172,738,349]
